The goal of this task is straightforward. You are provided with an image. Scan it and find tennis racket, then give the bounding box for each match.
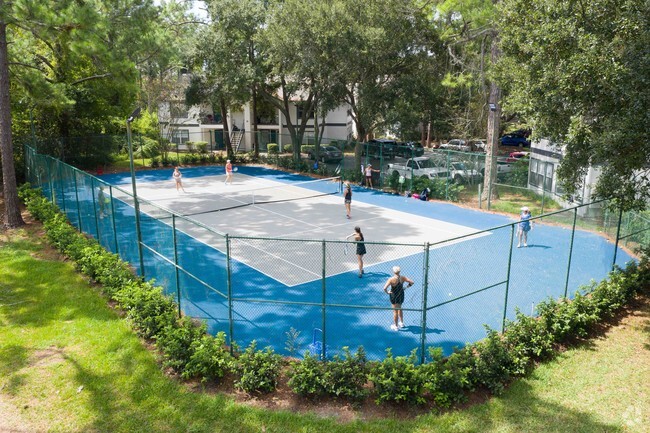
[233,167,238,172]
[344,242,350,256]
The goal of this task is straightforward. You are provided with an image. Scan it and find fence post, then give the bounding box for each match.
[445,152,450,200]
[72,169,83,232]
[561,208,578,298]
[91,177,100,240]
[46,158,54,203]
[226,234,235,354]
[321,240,327,360]
[109,186,119,254]
[478,183,482,209]
[420,242,430,365]
[502,224,516,331]
[612,206,624,269]
[172,214,182,317]
[58,162,66,213]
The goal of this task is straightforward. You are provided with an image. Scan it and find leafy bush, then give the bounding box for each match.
[322,347,368,400]
[267,143,279,154]
[195,142,208,154]
[182,332,233,382]
[470,329,515,394]
[115,281,178,340]
[287,352,326,396]
[156,316,208,373]
[368,349,425,405]
[283,144,293,153]
[301,145,314,154]
[234,341,283,394]
[502,311,555,375]
[421,347,473,408]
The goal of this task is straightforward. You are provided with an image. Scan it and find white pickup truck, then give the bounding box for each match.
[386,156,449,180]
[477,157,515,178]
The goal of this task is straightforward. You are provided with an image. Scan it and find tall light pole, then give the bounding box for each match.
[126,107,145,276]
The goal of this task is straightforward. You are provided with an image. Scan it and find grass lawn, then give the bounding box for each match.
[1,216,648,432]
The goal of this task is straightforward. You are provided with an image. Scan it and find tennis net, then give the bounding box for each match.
[173,176,342,217]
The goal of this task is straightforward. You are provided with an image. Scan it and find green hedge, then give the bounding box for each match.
[18,183,649,407]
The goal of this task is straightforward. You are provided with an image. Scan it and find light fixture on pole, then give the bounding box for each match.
[126,107,145,276]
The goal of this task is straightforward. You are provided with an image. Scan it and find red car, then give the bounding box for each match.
[506,151,530,163]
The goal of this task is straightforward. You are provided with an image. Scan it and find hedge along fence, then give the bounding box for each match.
[18,183,650,406]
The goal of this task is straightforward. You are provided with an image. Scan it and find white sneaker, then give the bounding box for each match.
[390,324,398,331]
[398,321,405,328]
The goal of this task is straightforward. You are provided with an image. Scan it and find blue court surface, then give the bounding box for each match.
[98,165,635,361]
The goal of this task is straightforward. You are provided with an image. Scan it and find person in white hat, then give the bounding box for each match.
[517,206,533,247]
[382,266,414,331]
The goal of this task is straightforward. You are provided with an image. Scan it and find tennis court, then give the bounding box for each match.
[96,165,634,360]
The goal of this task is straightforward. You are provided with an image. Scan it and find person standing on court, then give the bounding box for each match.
[517,206,533,247]
[173,166,185,192]
[225,159,234,185]
[343,182,352,219]
[346,226,366,277]
[364,164,379,188]
[383,266,414,331]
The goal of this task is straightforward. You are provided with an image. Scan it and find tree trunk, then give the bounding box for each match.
[0,16,25,229]
[251,85,259,158]
[219,97,232,158]
[482,36,502,203]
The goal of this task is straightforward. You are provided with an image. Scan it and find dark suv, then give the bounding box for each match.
[395,141,425,157]
[499,134,530,147]
[363,139,397,159]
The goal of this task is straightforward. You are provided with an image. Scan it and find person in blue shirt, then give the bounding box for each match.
[517,206,533,247]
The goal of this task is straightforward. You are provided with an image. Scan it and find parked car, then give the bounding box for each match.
[499,134,531,147]
[395,141,425,157]
[449,162,482,184]
[439,139,471,152]
[506,151,530,163]
[307,145,343,163]
[386,156,449,180]
[469,140,487,151]
[363,139,397,159]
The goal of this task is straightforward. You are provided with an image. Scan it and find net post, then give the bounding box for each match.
[172,214,182,317]
[564,208,578,298]
[321,239,327,360]
[109,185,119,254]
[226,234,235,355]
[502,224,516,332]
[420,242,430,365]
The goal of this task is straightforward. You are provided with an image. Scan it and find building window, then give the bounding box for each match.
[171,129,190,145]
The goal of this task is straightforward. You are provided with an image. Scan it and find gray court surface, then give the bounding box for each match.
[135,172,487,286]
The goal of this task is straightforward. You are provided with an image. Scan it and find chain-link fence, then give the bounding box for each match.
[24,144,648,363]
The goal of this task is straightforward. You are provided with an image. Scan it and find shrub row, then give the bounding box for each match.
[18,184,649,406]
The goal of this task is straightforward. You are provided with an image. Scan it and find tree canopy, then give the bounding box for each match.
[498,0,650,209]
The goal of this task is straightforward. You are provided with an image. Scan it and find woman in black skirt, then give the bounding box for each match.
[346,226,366,277]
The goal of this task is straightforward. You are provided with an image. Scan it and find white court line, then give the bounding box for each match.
[230,237,323,280]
